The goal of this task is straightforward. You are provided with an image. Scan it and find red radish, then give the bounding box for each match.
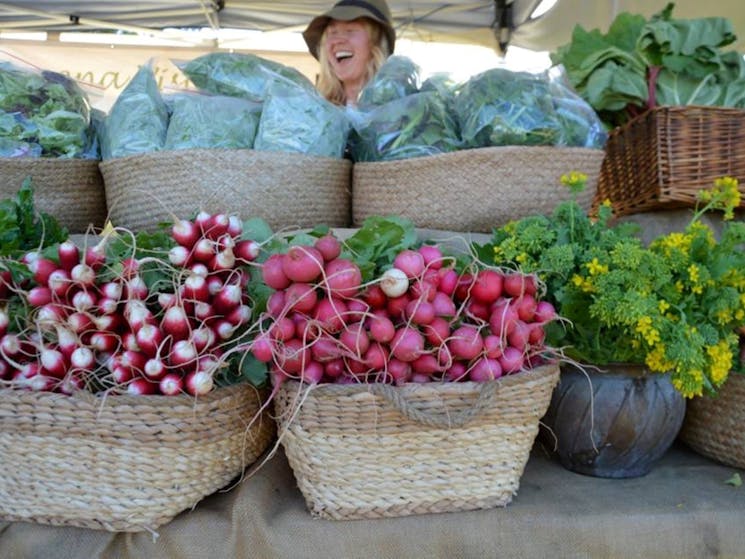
[59,374,84,395]
[438,268,459,296]
[471,270,503,304]
[324,358,345,378]
[159,372,184,395]
[483,334,504,359]
[47,269,71,298]
[168,245,191,267]
[448,325,484,361]
[120,350,147,374]
[390,327,425,362]
[120,330,139,352]
[70,346,95,371]
[95,313,122,332]
[191,263,209,277]
[393,250,425,279]
[387,358,411,384]
[503,273,537,298]
[214,319,236,340]
[135,323,164,356]
[405,299,435,325]
[96,296,119,315]
[40,347,67,378]
[265,290,287,319]
[314,235,342,262]
[310,336,341,362]
[283,246,324,283]
[216,233,235,251]
[27,286,53,307]
[514,294,538,322]
[362,285,387,309]
[226,304,252,327]
[21,250,39,264]
[90,332,118,354]
[0,309,9,337]
[301,360,325,384]
[157,292,177,310]
[251,335,274,363]
[431,291,457,317]
[127,377,158,395]
[339,323,370,357]
[379,267,408,298]
[489,301,519,337]
[345,298,368,323]
[170,340,198,370]
[466,300,490,321]
[418,245,444,270]
[227,215,243,238]
[284,282,318,314]
[194,210,213,232]
[29,258,57,286]
[469,357,502,382]
[172,219,200,248]
[499,347,525,373]
[412,354,441,375]
[205,213,230,240]
[70,263,95,287]
[234,239,260,262]
[528,323,546,346]
[422,316,450,347]
[262,254,291,290]
[67,312,94,335]
[313,297,347,332]
[144,357,167,380]
[124,300,154,331]
[270,317,295,341]
[162,306,192,341]
[507,320,531,351]
[386,293,411,321]
[192,238,215,263]
[445,361,467,382]
[276,338,309,375]
[110,364,135,384]
[84,244,106,272]
[191,326,216,353]
[454,273,474,302]
[534,301,557,324]
[207,275,224,296]
[323,258,362,298]
[36,304,66,329]
[125,275,148,300]
[182,273,209,302]
[210,248,235,272]
[185,369,213,395]
[213,283,243,314]
[72,289,96,312]
[27,373,57,392]
[368,314,395,344]
[57,241,80,271]
[410,279,437,302]
[410,373,430,383]
[100,282,123,301]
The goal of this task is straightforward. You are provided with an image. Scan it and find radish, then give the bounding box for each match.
[528,323,546,346]
[422,316,450,347]
[192,238,215,263]
[469,357,503,382]
[387,358,412,384]
[234,239,259,262]
[386,293,410,320]
[507,320,531,351]
[70,346,95,371]
[324,358,345,379]
[301,360,325,384]
[489,301,519,337]
[227,215,243,238]
[169,340,198,370]
[284,282,318,314]
[368,314,395,344]
[499,347,525,373]
[339,322,370,357]
[100,282,123,301]
[379,267,408,298]
[313,297,347,332]
[84,244,106,272]
[314,234,341,262]
[191,325,216,353]
[411,354,441,375]
[172,218,200,248]
[210,248,236,272]
[0,309,9,337]
[323,258,362,298]
[276,338,309,375]
[270,317,295,341]
[135,323,165,356]
[90,332,118,354]
[393,250,425,279]
[124,300,154,331]
[47,269,71,298]
[534,300,557,324]
[310,335,341,362]
[159,372,184,395]
[466,300,490,321]
[410,279,437,302]
[40,347,67,378]
[362,284,387,309]
[390,327,425,362]
[67,312,94,335]
[514,294,538,322]
[59,373,85,395]
[125,275,148,300]
[503,273,537,298]
[71,289,96,312]
[168,245,191,267]
[418,245,444,270]
[127,377,158,395]
[212,283,243,314]
[471,270,503,305]
[70,263,96,287]
[144,357,167,380]
[57,240,80,271]
[364,342,388,370]
[431,291,457,317]
[438,268,459,296]
[27,286,53,307]
[283,245,324,283]
[226,304,252,327]
[262,254,291,290]
[483,334,504,359]
[405,299,435,325]
[214,319,237,340]
[29,258,57,286]
[251,334,274,363]
[448,325,484,361]
[204,213,230,241]
[185,369,214,395]
[162,306,192,341]
[445,361,468,382]
[96,296,119,315]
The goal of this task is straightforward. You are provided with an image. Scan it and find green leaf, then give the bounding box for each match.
[241,217,274,243]
[237,352,269,388]
[725,473,742,487]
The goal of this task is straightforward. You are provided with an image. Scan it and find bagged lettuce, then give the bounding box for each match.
[357,55,421,108]
[101,62,168,159]
[164,93,261,150]
[254,79,349,158]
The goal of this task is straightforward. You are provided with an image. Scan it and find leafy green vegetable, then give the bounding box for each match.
[181,52,314,102]
[0,63,94,158]
[101,63,168,159]
[551,3,745,128]
[0,177,68,258]
[164,93,261,150]
[358,55,421,108]
[254,79,350,158]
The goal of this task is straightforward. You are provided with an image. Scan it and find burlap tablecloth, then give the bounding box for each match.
[1,442,744,559]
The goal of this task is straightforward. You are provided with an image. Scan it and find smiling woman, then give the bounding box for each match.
[303,0,395,106]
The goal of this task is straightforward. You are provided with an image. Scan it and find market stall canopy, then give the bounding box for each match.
[0,1,742,54]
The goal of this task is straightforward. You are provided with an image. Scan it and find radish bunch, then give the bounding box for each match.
[0,211,260,396]
[252,236,557,387]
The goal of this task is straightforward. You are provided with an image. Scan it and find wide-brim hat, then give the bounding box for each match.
[303,0,396,60]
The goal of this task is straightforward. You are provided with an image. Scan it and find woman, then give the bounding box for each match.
[303,0,396,106]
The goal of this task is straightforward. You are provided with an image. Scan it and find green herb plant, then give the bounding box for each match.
[482,173,745,398]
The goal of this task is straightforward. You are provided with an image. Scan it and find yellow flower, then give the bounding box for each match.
[561,171,588,195]
[585,257,608,276]
[645,344,674,372]
[571,274,594,293]
[635,316,661,346]
[602,199,612,208]
[658,300,670,314]
[516,252,528,264]
[706,341,733,386]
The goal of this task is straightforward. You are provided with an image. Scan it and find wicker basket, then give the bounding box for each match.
[679,372,745,469]
[0,383,275,532]
[597,106,745,217]
[352,147,603,233]
[274,363,559,520]
[100,149,352,232]
[0,158,106,233]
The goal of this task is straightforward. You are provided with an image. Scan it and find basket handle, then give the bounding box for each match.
[365,381,502,428]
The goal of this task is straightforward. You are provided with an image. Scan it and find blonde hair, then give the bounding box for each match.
[316,18,391,106]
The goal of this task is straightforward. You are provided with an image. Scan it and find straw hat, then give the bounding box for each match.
[303,0,396,60]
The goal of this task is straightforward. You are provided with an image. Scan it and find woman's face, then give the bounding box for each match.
[323,18,373,86]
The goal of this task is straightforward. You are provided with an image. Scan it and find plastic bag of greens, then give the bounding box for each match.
[547,65,607,148]
[454,68,564,148]
[164,92,261,150]
[254,77,349,158]
[0,62,93,158]
[347,90,461,162]
[100,62,168,159]
[180,52,314,102]
[357,55,421,108]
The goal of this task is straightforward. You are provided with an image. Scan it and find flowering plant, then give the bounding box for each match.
[481,173,745,397]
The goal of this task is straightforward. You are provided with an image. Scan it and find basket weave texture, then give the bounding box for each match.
[0,158,106,233]
[274,363,559,520]
[100,149,352,232]
[352,147,603,233]
[0,383,275,532]
[679,372,745,469]
[597,106,745,217]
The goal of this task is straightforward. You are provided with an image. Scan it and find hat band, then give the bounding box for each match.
[334,0,388,23]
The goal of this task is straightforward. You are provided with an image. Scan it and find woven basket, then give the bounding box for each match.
[679,372,745,469]
[274,363,559,520]
[597,106,745,217]
[352,147,603,233]
[100,149,352,232]
[0,383,275,532]
[0,158,106,233]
